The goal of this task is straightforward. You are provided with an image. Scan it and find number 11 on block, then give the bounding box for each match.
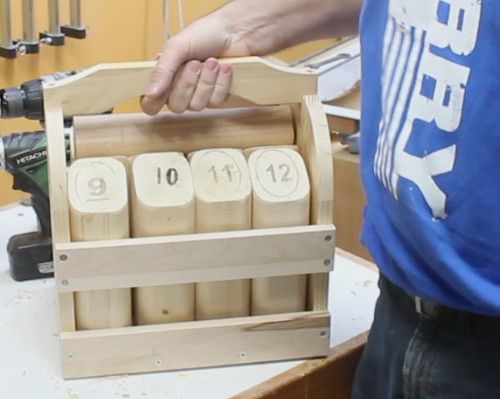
[190,149,252,320]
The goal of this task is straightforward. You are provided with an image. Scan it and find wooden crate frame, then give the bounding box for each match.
[44,57,335,379]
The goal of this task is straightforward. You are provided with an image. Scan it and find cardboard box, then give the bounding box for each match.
[332,143,373,262]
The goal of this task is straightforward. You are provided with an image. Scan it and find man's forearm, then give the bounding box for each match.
[141,0,362,115]
[218,0,362,55]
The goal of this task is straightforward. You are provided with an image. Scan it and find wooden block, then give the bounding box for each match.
[130,152,195,325]
[190,149,252,320]
[248,148,310,315]
[248,149,310,229]
[190,149,252,233]
[68,157,129,242]
[68,157,132,330]
[130,152,195,237]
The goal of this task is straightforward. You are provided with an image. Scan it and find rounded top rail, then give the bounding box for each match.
[43,57,317,116]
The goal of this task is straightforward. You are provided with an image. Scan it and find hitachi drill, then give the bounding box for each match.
[0,130,70,281]
[0,71,76,280]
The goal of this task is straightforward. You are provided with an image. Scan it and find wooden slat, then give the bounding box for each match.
[60,311,330,379]
[55,224,335,292]
[335,248,377,273]
[298,96,334,227]
[73,106,295,159]
[43,57,316,117]
[44,94,76,331]
[297,95,334,311]
[58,293,76,332]
[44,102,70,244]
[233,332,368,399]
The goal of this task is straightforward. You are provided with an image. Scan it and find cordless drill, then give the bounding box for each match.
[0,130,71,281]
[0,71,76,281]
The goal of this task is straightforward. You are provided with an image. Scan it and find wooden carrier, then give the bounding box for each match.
[44,57,335,379]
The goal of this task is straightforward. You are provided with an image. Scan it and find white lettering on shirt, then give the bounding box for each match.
[374,0,482,217]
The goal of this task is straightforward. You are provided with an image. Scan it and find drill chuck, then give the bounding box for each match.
[0,71,79,120]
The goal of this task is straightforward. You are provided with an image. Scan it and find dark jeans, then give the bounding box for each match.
[351,275,500,398]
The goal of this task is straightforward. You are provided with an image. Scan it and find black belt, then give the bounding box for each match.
[382,275,500,333]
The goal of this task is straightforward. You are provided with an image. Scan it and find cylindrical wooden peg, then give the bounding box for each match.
[248,148,311,315]
[130,152,195,324]
[73,106,295,159]
[68,157,132,330]
[190,148,252,320]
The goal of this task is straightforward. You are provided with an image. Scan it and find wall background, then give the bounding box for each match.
[0,0,334,205]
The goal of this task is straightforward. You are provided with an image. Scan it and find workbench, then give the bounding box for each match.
[0,202,378,399]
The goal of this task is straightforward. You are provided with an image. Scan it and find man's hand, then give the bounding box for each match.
[141,0,361,116]
[141,14,253,115]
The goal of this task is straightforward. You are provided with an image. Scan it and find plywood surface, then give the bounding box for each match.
[0,204,379,398]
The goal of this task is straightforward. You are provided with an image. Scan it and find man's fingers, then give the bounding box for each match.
[140,89,170,116]
[189,58,219,111]
[208,64,233,108]
[141,39,187,115]
[141,33,233,115]
[167,60,202,114]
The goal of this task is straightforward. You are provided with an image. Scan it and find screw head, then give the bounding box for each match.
[59,254,68,261]
[324,235,332,243]
[61,279,69,286]
[239,351,247,358]
[320,330,328,338]
[154,358,162,366]
[323,259,331,266]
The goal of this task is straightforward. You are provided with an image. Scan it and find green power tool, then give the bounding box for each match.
[0,71,77,281]
[0,130,70,281]
[0,70,114,281]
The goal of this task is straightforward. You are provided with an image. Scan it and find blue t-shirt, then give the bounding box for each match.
[359,0,500,315]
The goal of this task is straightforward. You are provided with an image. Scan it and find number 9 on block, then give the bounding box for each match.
[68,157,129,241]
[67,157,131,329]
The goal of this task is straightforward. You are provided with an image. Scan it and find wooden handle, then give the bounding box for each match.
[43,57,316,116]
[72,105,295,159]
